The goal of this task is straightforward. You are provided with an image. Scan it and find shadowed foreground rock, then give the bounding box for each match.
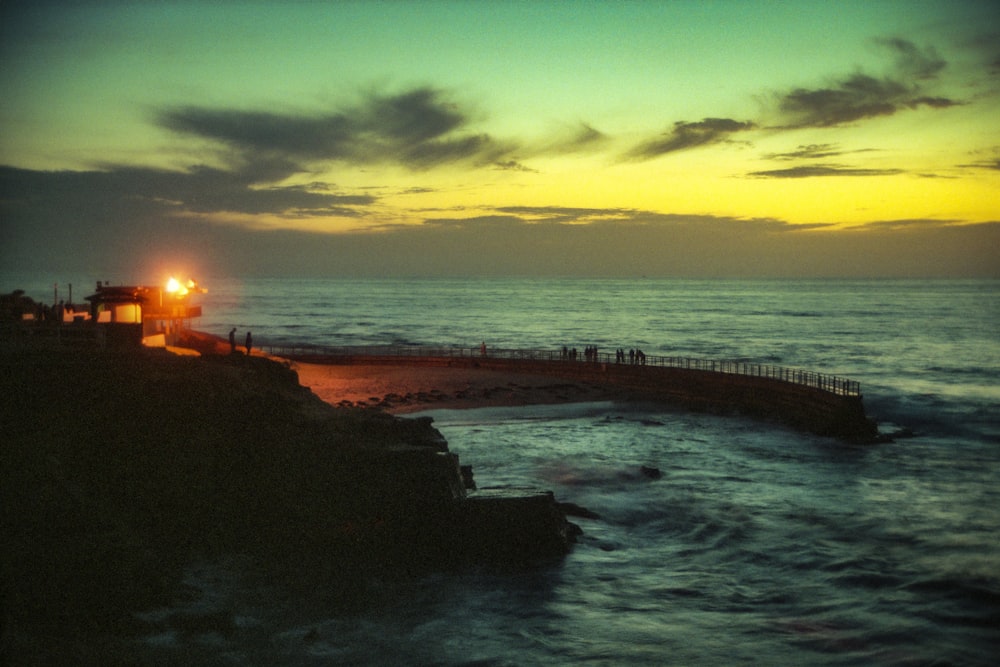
[0,348,576,660]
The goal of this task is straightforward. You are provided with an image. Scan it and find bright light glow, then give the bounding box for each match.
[165,277,188,296]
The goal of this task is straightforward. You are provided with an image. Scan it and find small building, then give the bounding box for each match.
[85,279,204,348]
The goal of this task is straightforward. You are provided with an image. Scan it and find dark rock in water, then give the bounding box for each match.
[457,489,580,568]
[640,465,662,479]
[460,464,477,490]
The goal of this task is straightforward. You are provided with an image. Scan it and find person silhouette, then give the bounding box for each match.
[245,331,253,356]
[229,328,237,353]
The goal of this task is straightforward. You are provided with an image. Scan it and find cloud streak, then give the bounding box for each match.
[748,164,904,179]
[0,165,375,218]
[777,73,959,128]
[761,144,882,162]
[958,155,1000,171]
[625,118,756,161]
[159,88,515,174]
[542,122,610,154]
[878,37,946,80]
[775,39,961,128]
[620,38,963,164]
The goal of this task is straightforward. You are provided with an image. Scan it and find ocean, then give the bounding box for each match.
[8,276,1000,664]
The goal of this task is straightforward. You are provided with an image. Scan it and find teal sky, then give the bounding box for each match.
[1,0,998,279]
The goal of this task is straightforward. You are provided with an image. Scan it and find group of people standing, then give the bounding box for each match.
[560,345,647,365]
[615,348,647,365]
[560,346,582,360]
[229,327,252,355]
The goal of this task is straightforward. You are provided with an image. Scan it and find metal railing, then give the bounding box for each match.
[263,343,862,397]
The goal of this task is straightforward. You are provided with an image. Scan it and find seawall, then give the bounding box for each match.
[294,353,878,442]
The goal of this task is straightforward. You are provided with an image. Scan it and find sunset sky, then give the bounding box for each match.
[2,0,998,280]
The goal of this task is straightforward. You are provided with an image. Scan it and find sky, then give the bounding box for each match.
[1,0,999,282]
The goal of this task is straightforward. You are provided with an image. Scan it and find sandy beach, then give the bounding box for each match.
[176,331,875,440]
[174,330,620,413]
[289,360,622,413]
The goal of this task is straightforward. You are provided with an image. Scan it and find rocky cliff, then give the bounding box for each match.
[0,347,576,655]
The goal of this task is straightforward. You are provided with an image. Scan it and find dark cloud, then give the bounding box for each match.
[0,164,375,220]
[369,88,465,142]
[915,172,959,180]
[567,122,607,147]
[757,141,899,179]
[160,109,348,161]
[424,209,826,234]
[625,118,755,160]
[763,144,846,160]
[546,122,609,154]
[878,38,946,80]
[484,122,608,170]
[907,96,959,109]
[404,133,508,168]
[957,157,1000,171]
[607,38,962,163]
[780,74,905,127]
[0,164,375,280]
[776,39,961,128]
[159,87,515,173]
[372,211,995,278]
[4,172,997,280]
[492,160,538,173]
[748,164,904,178]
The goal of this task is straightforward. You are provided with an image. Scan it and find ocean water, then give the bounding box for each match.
[7,277,1000,664]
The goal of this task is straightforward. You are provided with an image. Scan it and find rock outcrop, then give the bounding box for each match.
[0,347,576,649]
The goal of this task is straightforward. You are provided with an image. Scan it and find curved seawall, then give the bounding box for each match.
[277,348,879,442]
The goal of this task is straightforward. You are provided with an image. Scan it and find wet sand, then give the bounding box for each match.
[290,361,622,413]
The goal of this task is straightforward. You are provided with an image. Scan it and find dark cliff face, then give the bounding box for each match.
[0,348,575,651]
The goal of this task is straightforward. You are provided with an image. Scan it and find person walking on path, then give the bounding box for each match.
[245,331,253,356]
[229,328,237,354]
